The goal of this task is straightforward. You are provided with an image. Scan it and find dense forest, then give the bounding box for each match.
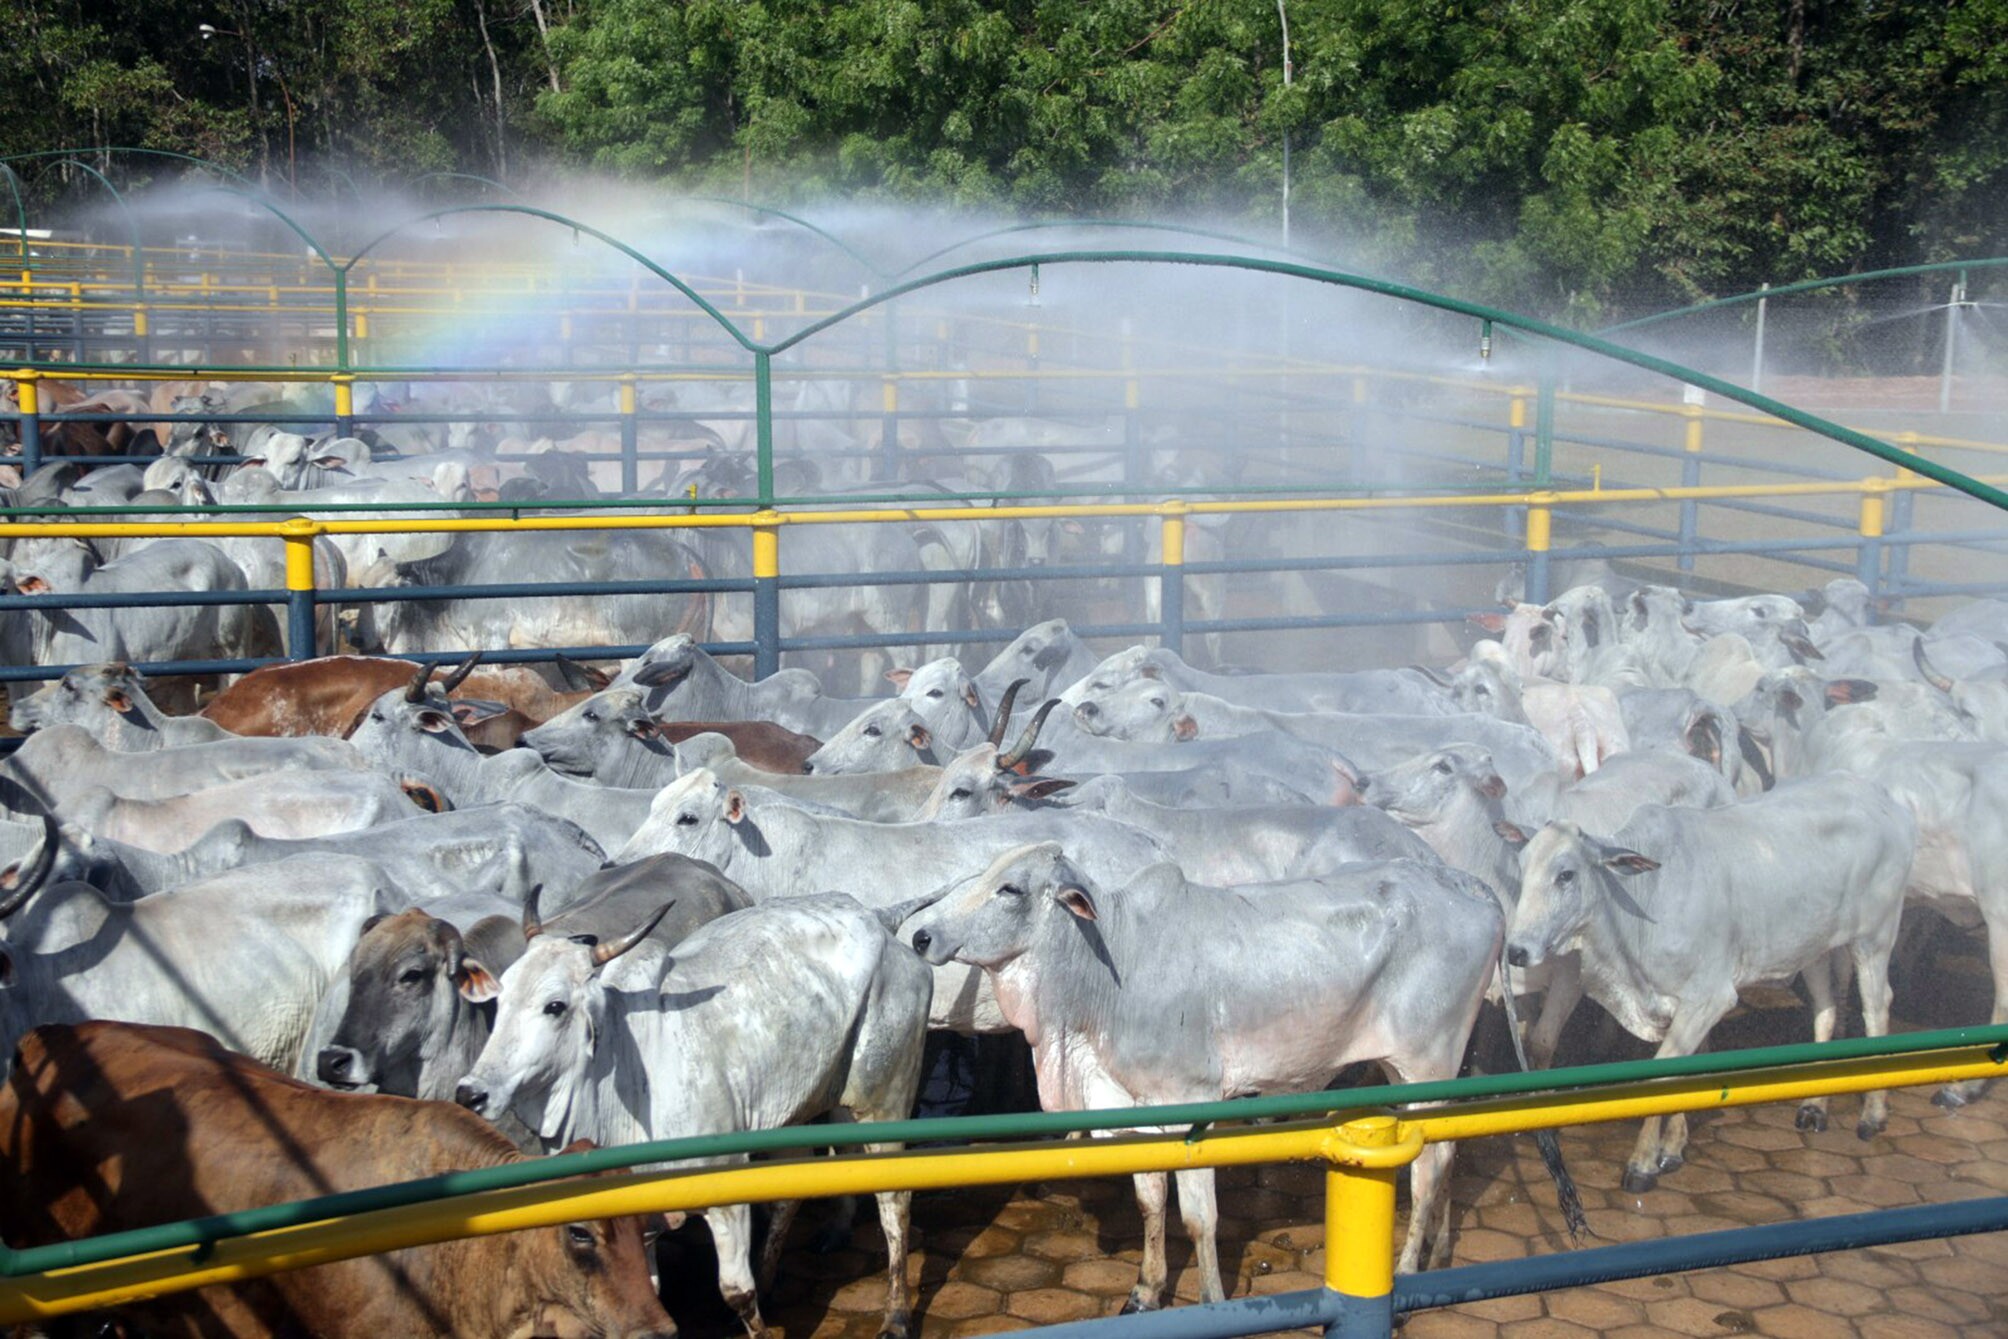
[3,0,2005,322]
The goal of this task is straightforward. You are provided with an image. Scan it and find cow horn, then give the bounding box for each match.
[997,698,1060,770]
[404,658,438,703]
[873,890,945,935]
[0,815,60,920]
[987,678,1029,748]
[521,883,546,940]
[1913,637,1955,693]
[439,649,484,692]
[593,899,675,966]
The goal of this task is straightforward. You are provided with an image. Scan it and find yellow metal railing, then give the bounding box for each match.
[0,1037,1998,1326]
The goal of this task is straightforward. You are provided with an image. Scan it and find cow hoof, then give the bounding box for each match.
[1932,1087,1970,1110]
[1857,1118,1886,1142]
[810,1224,850,1255]
[1795,1105,1828,1133]
[877,1317,912,1339]
[1620,1168,1659,1195]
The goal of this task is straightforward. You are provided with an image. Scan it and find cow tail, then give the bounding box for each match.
[1498,955,1588,1241]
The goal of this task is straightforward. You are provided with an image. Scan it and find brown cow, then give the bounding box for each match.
[0,1021,676,1339]
[658,721,822,774]
[199,654,596,739]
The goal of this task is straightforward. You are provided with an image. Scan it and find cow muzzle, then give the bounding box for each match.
[316,1045,371,1092]
[455,1079,490,1114]
[1504,944,1533,969]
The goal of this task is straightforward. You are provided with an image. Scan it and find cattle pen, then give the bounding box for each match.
[4,172,2008,1338]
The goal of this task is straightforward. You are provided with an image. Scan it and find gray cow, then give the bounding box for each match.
[1505,772,1915,1189]
[315,854,751,1101]
[9,663,234,749]
[613,767,1170,1032]
[906,843,1517,1302]
[456,893,933,1339]
[2,724,364,810]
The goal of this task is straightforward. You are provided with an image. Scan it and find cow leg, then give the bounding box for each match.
[753,1198,803,1292]
[1937,912,2008,1109]
[1796,953,1839,1133]
[706,1203,768,1337]
[1527,953,1584,1069]
[1123,1171,1171,1312]
[1852,939,1897,1139]
[1171,1167,1224,1304]
[1623,1003,1725,1193]
[870,1184,916,1339]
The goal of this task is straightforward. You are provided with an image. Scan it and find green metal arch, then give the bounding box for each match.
[668,195,884,281]
[890,219,1325,279]
[0,147,260,193]
[768,247,2008,514]
[1603,258,2008,335]
[408,171,523,200]
[342,203,755,352]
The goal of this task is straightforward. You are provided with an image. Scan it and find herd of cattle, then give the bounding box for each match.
[3,551,2008,1335]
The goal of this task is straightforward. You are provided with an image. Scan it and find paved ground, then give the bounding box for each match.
[643,930,2008,1339]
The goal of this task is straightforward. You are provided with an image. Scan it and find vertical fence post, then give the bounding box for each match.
[753,351,775,507]
[880,375,901,482]
[15,371,40,475]
[1349,375,1370,486]
[620,374,639,495]
[1857,478,1888,596]
[1532,375,1556,486]
[1122,317,1143,565]
[1525,492,1555,605]
[1677,402,1704,573]
[1505,387,1530,542]
[752,512,781,681]
[1159,503,1187,655]
[1751,282,1769,394]
[133,301,149,365]
[281,520,320,660]
[1883,432,1919,607]
[1321,1115,1413,1339]
[332,374,355,440]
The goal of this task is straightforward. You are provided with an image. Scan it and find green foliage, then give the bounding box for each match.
[6,0,2007,325]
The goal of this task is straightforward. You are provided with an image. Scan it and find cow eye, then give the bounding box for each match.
[1752,607,1767,618]
[864,724,882,738]
[675,812,698,827]
[370,711,383,723]
[1432,760,1453,775]
[399,967,427,985]
[566,1224,595,1250]
[543,1000,568,1017]
[1149,697,1165,709]
[950,787,973,800]
[584,710,599,722]
[1557,869,1577,886]
[927,688,943,698]
[999,883,1025,897]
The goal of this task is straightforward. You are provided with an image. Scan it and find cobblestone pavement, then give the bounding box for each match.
[645,934,2008,1339]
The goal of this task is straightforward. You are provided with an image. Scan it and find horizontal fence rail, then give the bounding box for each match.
[1,1026,2002,1329]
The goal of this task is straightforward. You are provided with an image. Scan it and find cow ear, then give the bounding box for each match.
[1492,820,1531,848]
[456,957,500,1004]
[724,788,747,824]
[415,709,456,733]
[15,575,49,595]
[1468,612,1507,633]
[1826,678,1878,705]
[1011,777,1075,800]
[401,780,447,813]
[1137,664,1163,680]
[1601,849,1660,875]
[312,455,350,469]
[1055,885,1099,922]
[360,912,391,935]
[1480,774,1507,801]
[883,667,913,691]
[625,717,660,740]
[1778,688,1804,716]
[450,699,509,725]
[962,682,981,709]
[907,724,932,752]
[103,689,133,714]
[1172,713,1198,741]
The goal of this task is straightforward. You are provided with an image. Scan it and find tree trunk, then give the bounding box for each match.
[473,0,508,178]
[1786,0,1806,85]
[527,0,564,94]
